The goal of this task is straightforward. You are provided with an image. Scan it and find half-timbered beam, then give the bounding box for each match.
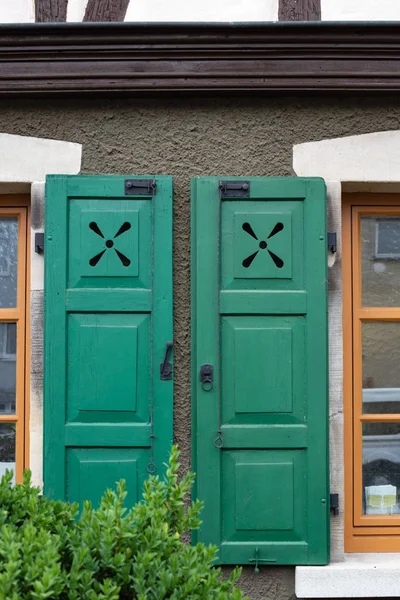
[35,0,68,22]
[279,0,321,20]
[84,0,130,22]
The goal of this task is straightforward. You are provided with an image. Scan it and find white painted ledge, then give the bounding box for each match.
[296,554,400,598]
[0,133,81,182]
[294,130,400,183]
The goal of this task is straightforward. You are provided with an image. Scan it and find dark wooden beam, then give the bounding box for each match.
[84,0,130,22]
[35,0,68,22]
[0,22,400,95]
[279,0,321,21]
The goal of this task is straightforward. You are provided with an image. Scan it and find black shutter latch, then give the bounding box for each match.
[200,364,213,391]
[160,341,173,380]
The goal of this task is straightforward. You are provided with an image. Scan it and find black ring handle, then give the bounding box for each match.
[201,379,213,392]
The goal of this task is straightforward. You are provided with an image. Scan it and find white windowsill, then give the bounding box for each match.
[296,554,400,598]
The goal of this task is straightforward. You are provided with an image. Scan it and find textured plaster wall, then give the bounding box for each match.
[4,96,400,600]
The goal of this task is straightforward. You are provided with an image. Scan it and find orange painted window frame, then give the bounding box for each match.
[344,193,400,552]
[0,196,30,484]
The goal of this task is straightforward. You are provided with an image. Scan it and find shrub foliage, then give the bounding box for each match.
[0,446,247,600]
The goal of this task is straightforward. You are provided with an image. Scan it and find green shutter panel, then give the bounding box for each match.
[44,175,173,507]
[191,177,329,566]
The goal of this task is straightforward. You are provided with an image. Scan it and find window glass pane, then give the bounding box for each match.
[5,323,16,355]
[0,423,15,483]
[363,422,400,515]
[362,322,400,414]
[0,323,16,415]
[376,219,400,256]
[0,217,18,309]
[361,215,400,307]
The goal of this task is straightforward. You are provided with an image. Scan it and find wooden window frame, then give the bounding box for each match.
[344,193,400,552]
[0,196,30,484]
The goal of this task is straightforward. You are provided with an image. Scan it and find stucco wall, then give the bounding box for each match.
[3,96,400,600]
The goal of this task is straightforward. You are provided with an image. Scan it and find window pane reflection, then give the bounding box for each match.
[0,323,16,416]
[0,218,18,308]
[361,216,400,307]
[363,422,400,515]
[362,322,400,414]
[0,423,15,483]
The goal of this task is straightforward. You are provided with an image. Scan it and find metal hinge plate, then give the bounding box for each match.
[35,232,44,254]
[330,493,339,516]
[124,178,157,196]
[219,180,250,198]
[328,232,337,253]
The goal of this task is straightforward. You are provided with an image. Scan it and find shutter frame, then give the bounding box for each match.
[44,174,173,506]
[191,176,329,565]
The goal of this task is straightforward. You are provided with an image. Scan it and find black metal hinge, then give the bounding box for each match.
[219,180,250,198]
[330,493,339,516]
[35,232,44,254]
[328,232,337,253]
[124,178,157,196]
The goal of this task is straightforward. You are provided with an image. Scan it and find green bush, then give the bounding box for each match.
[0,446,248,600]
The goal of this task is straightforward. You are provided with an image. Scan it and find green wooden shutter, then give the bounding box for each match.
[191,177,329,566]
[44,175,173,507]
